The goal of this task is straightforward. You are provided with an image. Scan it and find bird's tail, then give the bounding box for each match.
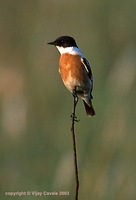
[83,100,96,117]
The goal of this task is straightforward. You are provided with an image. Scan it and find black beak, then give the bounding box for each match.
[47,41,55,45]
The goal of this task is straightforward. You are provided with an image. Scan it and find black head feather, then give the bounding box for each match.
[48,36,78,48]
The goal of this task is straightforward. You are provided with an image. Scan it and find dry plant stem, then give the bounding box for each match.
[71,94,79,200]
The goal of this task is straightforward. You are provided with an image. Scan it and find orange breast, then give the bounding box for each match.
[59,53,91,93]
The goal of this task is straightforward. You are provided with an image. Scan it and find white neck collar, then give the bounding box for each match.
[56,46,83,57]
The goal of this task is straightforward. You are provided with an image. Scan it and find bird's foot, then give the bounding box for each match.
[71,113,80,122]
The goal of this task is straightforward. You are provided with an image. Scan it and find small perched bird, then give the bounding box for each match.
[48,36,95,116]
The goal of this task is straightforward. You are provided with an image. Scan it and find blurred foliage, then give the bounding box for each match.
[0,0,136,200]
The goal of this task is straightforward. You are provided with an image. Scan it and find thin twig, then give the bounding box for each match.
[71,92,79,200]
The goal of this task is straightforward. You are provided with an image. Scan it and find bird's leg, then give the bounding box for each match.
[72,88,78,105]
[71,86,80,122]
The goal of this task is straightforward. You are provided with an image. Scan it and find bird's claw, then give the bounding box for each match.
[71,113,80,122]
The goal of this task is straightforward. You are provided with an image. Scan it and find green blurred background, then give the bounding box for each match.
[0,0,136,199]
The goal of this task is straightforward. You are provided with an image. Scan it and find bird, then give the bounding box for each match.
[47,36,95,117]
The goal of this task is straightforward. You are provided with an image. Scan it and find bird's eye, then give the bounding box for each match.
[61,40,64,43]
